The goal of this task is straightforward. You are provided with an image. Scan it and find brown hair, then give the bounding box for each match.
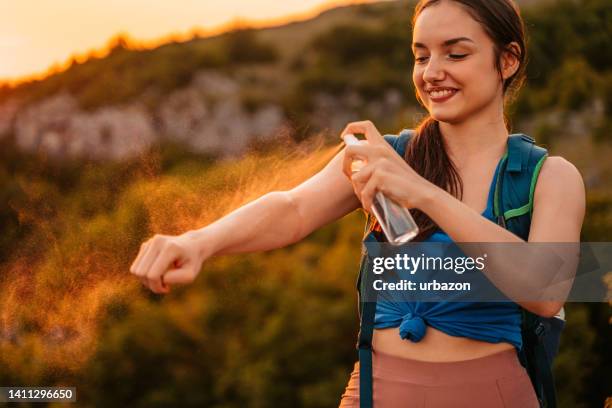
[406,0,527,240]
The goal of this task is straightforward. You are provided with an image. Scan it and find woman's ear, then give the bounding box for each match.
[501,41,521,80]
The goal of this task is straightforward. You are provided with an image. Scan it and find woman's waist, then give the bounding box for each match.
[366,343,527,387]
[372,326,515,362]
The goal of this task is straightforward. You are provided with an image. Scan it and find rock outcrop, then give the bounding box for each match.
[4,70,285,160]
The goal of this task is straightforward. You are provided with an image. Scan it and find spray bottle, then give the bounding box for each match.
[343,133,419,245]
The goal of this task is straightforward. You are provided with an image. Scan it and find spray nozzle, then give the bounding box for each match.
[342,133,366,173]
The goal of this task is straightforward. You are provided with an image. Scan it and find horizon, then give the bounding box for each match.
[0,0,380,87]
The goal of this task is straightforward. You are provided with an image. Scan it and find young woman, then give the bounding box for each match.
[129,0,585,406]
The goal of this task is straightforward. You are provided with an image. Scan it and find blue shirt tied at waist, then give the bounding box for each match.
[374,158,523,350]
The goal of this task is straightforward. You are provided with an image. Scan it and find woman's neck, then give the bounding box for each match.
[438,109,509,168]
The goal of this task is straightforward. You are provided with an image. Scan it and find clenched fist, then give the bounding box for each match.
[129,231,208,294]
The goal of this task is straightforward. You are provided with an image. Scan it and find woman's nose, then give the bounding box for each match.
[422,57,446,82]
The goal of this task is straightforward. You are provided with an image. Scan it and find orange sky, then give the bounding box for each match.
[0,0,380,85]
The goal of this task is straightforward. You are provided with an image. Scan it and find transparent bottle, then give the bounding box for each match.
[343,134,419,245]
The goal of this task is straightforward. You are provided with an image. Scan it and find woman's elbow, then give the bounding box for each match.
[530,301,564,318]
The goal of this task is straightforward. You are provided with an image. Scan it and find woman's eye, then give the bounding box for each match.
[414,54,467,63]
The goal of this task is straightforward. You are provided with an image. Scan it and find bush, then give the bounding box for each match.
[224,29,279,65]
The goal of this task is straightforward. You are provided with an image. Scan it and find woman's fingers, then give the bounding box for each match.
[342,144,369,177]
[129,235,170,293]
[131,240,157,279]
[163,264,197,285]
[130,240,150,276]
[350,164,373,193]
[360,173,382,212]
[129,233,205,293]
[342,144,388,177]
[137,239,161,280]
[146,242,180,293]
[340,120,385,145]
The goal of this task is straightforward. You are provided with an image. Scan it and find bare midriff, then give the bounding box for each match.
[372,326,515,362]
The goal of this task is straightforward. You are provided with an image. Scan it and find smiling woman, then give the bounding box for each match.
[336,1,584,407]
[404,0,529,242]
[129,0,585,407]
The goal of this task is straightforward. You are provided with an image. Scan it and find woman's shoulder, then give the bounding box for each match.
[534,155,585,212]
[529,155,586,241]
[538,156,583,189]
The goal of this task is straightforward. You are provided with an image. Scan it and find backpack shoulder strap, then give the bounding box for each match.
[383,128,414,157]
[493,134,560,408]
[356,129,414,408]
[494,134,548,240]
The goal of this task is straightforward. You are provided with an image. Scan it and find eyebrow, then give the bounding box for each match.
[412,37,475,49]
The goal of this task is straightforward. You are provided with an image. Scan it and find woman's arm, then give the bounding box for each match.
[340,121,585,317]
[191,148,361,257]
[130,147,361,293]
[421,157,585,243]
[419,157,585,317]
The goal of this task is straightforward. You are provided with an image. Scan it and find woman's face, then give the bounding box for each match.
[412,1,504,124]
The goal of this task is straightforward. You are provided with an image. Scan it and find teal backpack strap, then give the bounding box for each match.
[357,129,414,408]
[393,128,414,157]
[493,134,561,408]
[493,134,548,239]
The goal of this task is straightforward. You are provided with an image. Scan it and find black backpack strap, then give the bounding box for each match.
[357,253,377,408]
[519,310,560,408]
[357,129,414,408]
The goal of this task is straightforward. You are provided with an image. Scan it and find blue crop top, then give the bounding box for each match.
[374,158,523,350]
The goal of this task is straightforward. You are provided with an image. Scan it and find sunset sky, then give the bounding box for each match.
[0,0,377,84]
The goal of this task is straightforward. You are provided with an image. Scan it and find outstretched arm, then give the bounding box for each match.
[130,146,361,293]
[190,149,361,256]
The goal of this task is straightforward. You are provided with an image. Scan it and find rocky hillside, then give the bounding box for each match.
[0,0,609,162]
[3,71,283,160]
[0,1,397,160]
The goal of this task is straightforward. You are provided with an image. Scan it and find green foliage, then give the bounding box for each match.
[517,0,611,116]
[554,304,597,408]
[582,191,612,241]
[593,71,612,143]
[2,127,610,405]
[223,29,279,65]
[524,0,612,85]
[310,23,410,68]
[60,184,361,406]
[286,16,412,124]
[549,58,600,111]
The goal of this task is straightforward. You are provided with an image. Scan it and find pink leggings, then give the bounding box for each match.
[339,348,539,408]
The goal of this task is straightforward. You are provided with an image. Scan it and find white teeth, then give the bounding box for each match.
[429,89,456,98]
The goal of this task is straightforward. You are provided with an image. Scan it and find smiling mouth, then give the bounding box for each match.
[426,88,459,101]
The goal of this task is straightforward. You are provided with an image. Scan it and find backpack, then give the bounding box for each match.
[355,129,565,408]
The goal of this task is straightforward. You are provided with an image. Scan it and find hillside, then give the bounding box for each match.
[0,0,608,163]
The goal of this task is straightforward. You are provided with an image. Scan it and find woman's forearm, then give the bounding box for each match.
[417,187,570,318]
[418,186,523,243]
[187,191,303,258]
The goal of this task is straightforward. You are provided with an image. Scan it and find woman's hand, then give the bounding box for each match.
[340,120,435,212]
[129,230,210,294]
